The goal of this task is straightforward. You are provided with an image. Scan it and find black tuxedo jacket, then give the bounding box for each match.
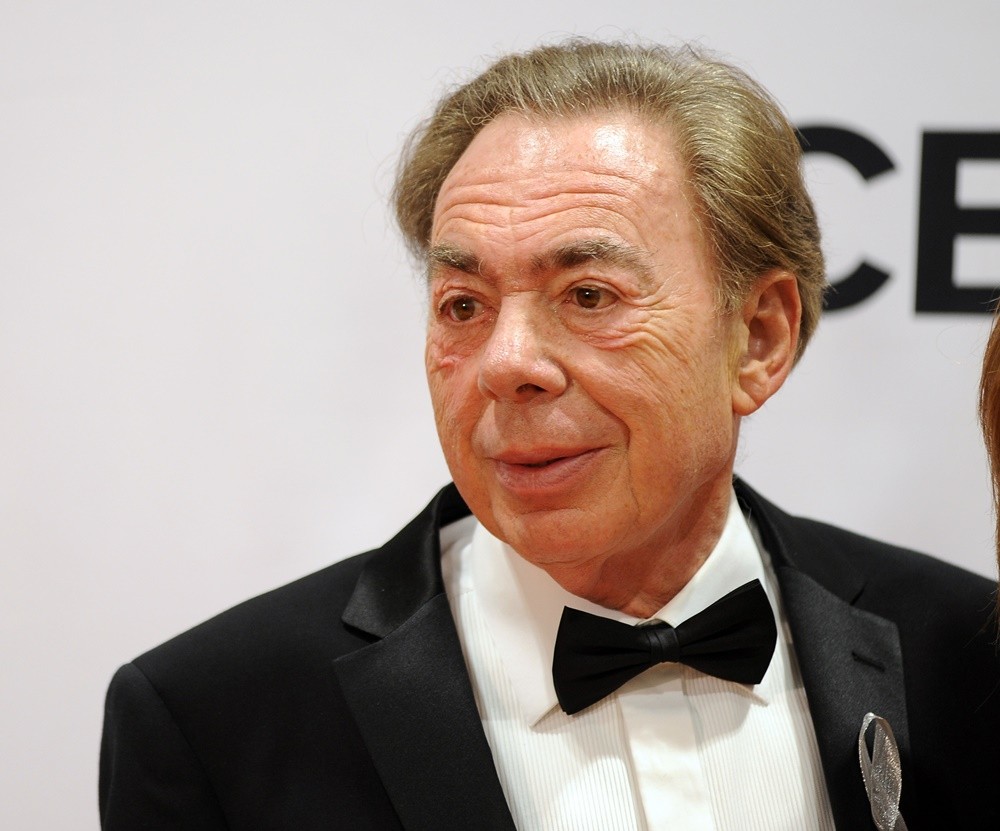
[100,481,1000,829]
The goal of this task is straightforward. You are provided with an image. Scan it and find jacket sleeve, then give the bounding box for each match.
[99,662,229,830]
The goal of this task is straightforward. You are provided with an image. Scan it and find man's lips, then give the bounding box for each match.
[488,447,606,493]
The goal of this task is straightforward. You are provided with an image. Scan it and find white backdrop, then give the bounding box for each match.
[3,2,998,827]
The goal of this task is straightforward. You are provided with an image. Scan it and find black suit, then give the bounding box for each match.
[100,480,1000,829]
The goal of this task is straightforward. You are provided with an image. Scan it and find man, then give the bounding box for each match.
[100,41,1000,829]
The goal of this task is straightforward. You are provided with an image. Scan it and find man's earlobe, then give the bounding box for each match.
[732,270,801,417]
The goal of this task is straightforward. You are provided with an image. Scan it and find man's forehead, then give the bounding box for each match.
[425,111,705,292]
[439,110,680,193]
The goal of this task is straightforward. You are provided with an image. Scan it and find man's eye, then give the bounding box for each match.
[443,296,481,322]
[572,286,612,310]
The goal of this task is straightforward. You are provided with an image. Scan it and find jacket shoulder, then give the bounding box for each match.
[736,477,996,608]
[131,548,379,692]
[102,547,414,829]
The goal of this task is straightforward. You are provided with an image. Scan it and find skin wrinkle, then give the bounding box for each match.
[431,274,669,355]
[426,111,793,616]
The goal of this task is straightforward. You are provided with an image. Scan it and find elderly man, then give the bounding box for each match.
[100,41,1000,830]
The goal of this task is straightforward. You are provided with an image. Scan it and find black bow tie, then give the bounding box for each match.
[552,579,777,715]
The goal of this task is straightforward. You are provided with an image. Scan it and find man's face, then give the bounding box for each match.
[425,111,745,582]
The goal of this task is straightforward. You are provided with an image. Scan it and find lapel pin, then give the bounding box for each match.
[858,712,907,831]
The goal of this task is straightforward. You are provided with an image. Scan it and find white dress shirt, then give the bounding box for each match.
[440,489,836,830]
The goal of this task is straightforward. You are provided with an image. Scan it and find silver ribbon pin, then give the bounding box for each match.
[858,712,907,831]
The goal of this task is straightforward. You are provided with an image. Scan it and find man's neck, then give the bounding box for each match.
[535,480,734,618]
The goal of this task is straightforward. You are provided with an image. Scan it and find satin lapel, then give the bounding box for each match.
[736,480,909,830]
[777,567,908,830]
[333,485,516,831]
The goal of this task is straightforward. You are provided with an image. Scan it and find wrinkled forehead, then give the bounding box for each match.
[431,111,692,229]
[426,110,722,307]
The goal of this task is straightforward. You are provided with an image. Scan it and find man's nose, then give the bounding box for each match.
[477,301,568,402]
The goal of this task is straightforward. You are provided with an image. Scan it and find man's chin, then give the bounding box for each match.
[490,508,611,569]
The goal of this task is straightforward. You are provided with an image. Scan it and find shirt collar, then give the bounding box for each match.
[471,487,776,726]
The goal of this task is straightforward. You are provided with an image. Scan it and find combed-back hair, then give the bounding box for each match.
[393,39,826,359]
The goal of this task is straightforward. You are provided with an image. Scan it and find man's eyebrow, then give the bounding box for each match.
[425,238,653,282]
[540,239,653,279]
[426,244,482,276]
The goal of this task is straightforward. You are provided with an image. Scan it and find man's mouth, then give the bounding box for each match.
[489,448,605,494]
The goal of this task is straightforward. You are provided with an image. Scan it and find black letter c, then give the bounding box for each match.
[798,126,896,311]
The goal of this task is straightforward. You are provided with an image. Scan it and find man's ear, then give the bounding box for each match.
[731,269,801,417]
